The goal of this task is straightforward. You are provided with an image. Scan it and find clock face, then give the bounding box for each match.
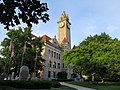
[59,22,64,28]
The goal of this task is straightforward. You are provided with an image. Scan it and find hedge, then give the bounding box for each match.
[0,80,61,89]
[51,81,61,88]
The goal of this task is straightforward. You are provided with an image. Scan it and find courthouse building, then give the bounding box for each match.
[33,11,72,79]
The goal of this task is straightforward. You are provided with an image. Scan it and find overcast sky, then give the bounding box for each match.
[1,0,120,47]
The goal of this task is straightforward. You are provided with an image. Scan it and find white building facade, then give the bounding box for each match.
[36,11,72,79]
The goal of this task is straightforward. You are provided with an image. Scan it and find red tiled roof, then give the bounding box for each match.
[31,34,63,50]
[41,35,63,50]
[62,38,68,43]
[41,35,52,42]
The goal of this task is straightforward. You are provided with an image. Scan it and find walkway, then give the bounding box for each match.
[60,82,96,90]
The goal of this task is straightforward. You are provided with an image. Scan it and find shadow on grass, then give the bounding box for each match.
[0,85,77,90]
[51,85,77,90]
[67,82,120,90]
[0,86,16,90]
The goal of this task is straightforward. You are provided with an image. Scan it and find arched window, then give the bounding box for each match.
[49,61,51,67]
[57,53,58,59]
[48,49,50,54]
[53,72,56,78]
[53,62,56,68]
[54,52,56,58]
[63,63,64,68]
[58,63,60,69]
[51,51,53,57]
[59,54,60,60]
[48,71,51,78]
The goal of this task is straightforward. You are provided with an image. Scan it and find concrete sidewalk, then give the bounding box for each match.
[60,82,96,90]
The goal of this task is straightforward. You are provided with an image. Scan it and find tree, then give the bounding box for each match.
[62,33,120,82]
[0,57,4,75]
[0,0,49,30]
[0,27,44,77]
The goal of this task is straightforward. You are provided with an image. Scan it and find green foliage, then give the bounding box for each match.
[0,27,44,75]
[0,0,49,30]
[0,80,52,89]
[0,57,5,74]
[0,80,61,89]
[51,81,61,88]
[62,33,120,81]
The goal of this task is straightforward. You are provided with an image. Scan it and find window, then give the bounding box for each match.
[53,62,56,68]
[48,71,51,78]
[48,49,50,54]
[58,54,60,59]
[57,53,58,59]
[55,62,56,68]
[53,72,56,78]
[51,51,53,57]
[63,63,64,68]
[58,63,60,69]
[49,61,51,67]
[54,52,56,58]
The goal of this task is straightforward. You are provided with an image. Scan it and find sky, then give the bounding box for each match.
[1,0,120,47]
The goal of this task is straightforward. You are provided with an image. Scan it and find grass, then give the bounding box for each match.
[67,81,120,90]
[0,85,77,90]
[0,86,16,90]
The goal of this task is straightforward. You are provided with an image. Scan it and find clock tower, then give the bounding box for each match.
[58,11,71,51]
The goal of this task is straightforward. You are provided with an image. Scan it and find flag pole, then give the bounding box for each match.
[7,39,14,80]
[34,53,37,71]
[21,42,26,67]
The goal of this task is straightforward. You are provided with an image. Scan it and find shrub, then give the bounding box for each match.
[0,80,52,89]
[51,81,61,88]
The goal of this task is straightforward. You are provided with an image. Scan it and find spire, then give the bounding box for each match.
[59,11,69,21]
[62,11,66,17]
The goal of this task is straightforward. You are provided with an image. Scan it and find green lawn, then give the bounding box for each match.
[67,82,120,90]
[0,85,77,90]
[0,86,16,90]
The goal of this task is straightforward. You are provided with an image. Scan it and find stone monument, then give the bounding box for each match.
[11,72,15,80]
[19,66,29,80]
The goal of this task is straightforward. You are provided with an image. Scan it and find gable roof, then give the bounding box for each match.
[41,35,62,50]
[41,35,52,42]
